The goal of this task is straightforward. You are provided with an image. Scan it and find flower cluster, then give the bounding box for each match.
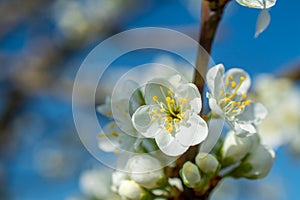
[92,63,276,199]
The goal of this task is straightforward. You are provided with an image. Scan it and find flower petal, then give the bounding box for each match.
[225,68,251,94]
[177,83,202,114]
[97,96,113,119]
[206,64,225,97]
[208,97,224,117]
[155,131,189,156]
[255,9,271,38]
[176,114,208,146]
[236,0,276,9]
[237,102,268,125]
[132,105,162,138]
[144,79,174,105]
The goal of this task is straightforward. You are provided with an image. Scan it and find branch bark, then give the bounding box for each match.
[171,0,231,199]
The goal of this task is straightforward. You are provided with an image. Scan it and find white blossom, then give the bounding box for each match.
[79,169,111,199]
[252,74,300,149]
[235,0,277,37]
[118,180,143,200]
[236,0,276,9]
[206,64,267,136]
[126,154,164,189]
[222,131,260,164]
[97,80,144,153]
[132,74,208,156]
[242,144,275,179]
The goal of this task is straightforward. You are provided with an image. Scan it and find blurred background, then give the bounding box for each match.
[0,0,299,199]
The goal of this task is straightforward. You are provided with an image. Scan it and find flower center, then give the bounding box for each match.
[219,76,251,116]
[151,88,188,133]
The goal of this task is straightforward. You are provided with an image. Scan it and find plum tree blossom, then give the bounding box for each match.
[206,64,267,136]
[132,75,208,156]
[235,0,277,37]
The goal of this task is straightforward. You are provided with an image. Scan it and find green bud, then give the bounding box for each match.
[196,153,219,174]
[140,193,151,200]
[180,161,201,188]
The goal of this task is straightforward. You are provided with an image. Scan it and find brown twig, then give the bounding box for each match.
[171,0,231,199]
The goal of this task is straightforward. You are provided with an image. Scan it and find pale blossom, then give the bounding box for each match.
[118,180,144,200]
[241,144,275,179]
[132,75,208,156]
[222,131,260,164]
[97,80,144,153]
[206,64,267,136]
[252,74,300,148]
[79,169,111,199]
[126,154,164,189]
[235,0,277,38]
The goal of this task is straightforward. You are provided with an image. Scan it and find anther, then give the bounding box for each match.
[112,131,119,137]
[231,81,237,89]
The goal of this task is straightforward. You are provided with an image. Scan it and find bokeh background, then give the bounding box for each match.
[0,0,299,199]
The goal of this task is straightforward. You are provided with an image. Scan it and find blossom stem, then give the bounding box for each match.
[176,0,232,199]
[194,0,231,95]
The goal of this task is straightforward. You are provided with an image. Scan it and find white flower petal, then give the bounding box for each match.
[155,131,189,156]
[208,97,224,117]
[132,105,161,138]
[98,136,116,152]
[144,77,178,104]
[206,64,225,96]
[97,96,112,118]
[176,114,208,146]
[236,0,276,9]
[177,83,202,114]
[112,99,136,135]
[235,123,257,135]
[255,9,271,38]
[225,68,251,94]
[237,102,268,125]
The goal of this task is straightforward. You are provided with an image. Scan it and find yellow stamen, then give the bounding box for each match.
[223,97,230,103]
[152,117,157,121]
[244,99,251,105]
[229,76,234,81]
[232,101,237,107]
[240,76,245,81]
[160,108,166,112]
[219,90,224,96]
[153,96,158,101]
[232,110,237,113]
[114,149,120,154]
[168,90,173,95]
[112,131,119,137]
[231,81,237,89]
[166,117,173,122]
[241,93,247,99]
[166,98,177,117]
[226,81,229,86]
[151,110,158,114]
